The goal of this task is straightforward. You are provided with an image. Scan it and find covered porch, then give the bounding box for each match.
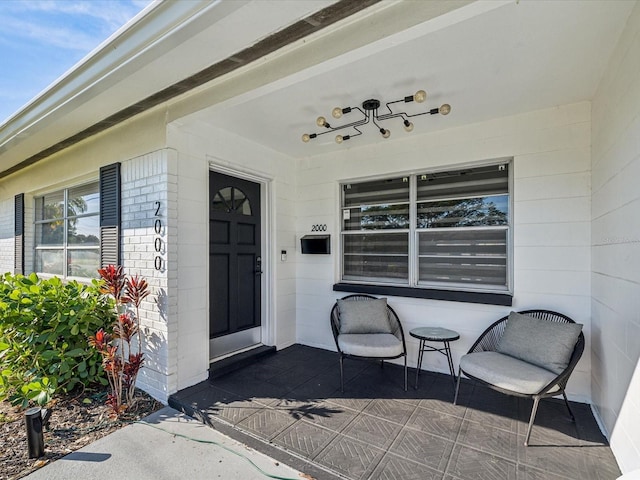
[170,345,619,480]
[1,0,639,476]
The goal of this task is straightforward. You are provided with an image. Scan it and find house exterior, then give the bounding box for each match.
[1,0,639,473]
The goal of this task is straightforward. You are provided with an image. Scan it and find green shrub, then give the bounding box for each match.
[0,272,115,407]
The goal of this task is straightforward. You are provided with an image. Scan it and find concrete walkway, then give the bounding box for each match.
[24,407,304,480]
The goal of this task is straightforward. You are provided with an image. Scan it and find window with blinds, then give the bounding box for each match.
[340,163,511,293]
[34,181,100,279]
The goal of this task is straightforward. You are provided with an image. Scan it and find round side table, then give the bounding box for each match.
[410,327,460,389]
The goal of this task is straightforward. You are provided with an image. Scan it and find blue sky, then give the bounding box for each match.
[0,0,152,124]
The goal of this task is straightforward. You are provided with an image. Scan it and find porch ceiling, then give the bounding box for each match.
[192,0,635,158]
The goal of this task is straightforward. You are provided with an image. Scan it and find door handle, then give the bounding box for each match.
[255,256,263,275]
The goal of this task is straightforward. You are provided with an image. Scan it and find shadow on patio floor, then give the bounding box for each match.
[169,344,620,480]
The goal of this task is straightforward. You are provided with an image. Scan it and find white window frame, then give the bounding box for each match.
[339,161,513,295]
[34,180,100,280]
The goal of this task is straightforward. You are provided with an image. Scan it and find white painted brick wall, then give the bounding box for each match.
[591,2,640,473]
[121,149,178,403]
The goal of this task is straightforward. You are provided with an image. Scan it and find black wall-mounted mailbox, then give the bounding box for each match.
[301,235,331,254]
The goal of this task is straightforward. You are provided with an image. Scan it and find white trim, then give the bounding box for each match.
[29,175,99,198]
[338,156,515,186]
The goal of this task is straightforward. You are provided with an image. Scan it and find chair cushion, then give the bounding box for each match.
[337,333,403,358]
[496,311,583,374]
[460,351,559,395]
[337,298,392,334]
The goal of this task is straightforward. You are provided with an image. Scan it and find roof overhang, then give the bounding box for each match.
[0,0,380,178]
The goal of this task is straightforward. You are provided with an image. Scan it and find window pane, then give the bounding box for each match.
[343,233,408,283]
[233,188,252,216]
[68,182,99,216]
[343,177,409,207]
[417,195,508,228]
[212,187,232,212]
[344,203,409,231]
[35,191,65,221]
[212,187,253,215]
[36,250,64,276]
[417,164,508,201]
[68,249,100,278]
[36,221,65,246]
[418,229,508,289]
[68,216,100,245]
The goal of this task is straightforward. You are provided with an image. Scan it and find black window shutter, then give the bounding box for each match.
[99,163,121,267]
[14,193,24,275]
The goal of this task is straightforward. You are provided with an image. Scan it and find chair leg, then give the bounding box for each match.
[403,355,408,392]
[339,355,345,393]
[524,396,541,447]
[562,391,576,422]
[453,367,462,405]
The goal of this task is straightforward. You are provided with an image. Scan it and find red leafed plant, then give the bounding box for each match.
[90,265,150,415]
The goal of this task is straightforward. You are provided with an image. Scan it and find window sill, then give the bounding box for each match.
[333,283,513,306]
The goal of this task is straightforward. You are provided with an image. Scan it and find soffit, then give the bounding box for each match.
[189,0,636,158]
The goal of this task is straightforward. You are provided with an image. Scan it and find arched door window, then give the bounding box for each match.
[211,186,252,215]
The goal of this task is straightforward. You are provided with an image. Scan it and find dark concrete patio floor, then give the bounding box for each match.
[169,344,620,480]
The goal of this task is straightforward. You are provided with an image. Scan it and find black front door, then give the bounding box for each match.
[209,172,261,359]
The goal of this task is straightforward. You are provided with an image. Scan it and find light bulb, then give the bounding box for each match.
[302,133,310,143]
[439,104,451,115]
[335,135,343,144]
[332,107,343,119]
[380,128,391,139]
[414,90,427,103]
[403,120,414,132]
[316,116,326,127]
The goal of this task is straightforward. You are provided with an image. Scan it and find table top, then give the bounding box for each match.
[410,327,460,341]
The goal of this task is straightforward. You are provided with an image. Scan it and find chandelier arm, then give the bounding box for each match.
[350,125,363,138]
[324,109,369,133]
[403,109,440,118]
[383,99,404,116]
[376,112,407,122]
[314,129,337,138]
[310,115,369,137]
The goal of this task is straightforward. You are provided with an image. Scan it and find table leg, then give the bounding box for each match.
[415,339,425,389]
[444,341,456,386]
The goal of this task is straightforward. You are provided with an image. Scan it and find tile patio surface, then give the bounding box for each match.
[169,345,620,480]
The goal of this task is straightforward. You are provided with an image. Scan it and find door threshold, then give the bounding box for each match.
[208,344,276,380]
[210,343,262,364]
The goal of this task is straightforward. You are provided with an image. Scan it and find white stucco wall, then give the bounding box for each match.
[591,2,640,473]
[166,120,299,391]
[295,102,593,401]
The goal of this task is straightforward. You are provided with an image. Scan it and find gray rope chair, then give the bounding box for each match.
[330,294,408,392]
[454,309,585,446]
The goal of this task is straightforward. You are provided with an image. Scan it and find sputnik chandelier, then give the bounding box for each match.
[301,89,451,144]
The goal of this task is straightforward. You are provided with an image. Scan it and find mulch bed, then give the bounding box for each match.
[0,388,164,480]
